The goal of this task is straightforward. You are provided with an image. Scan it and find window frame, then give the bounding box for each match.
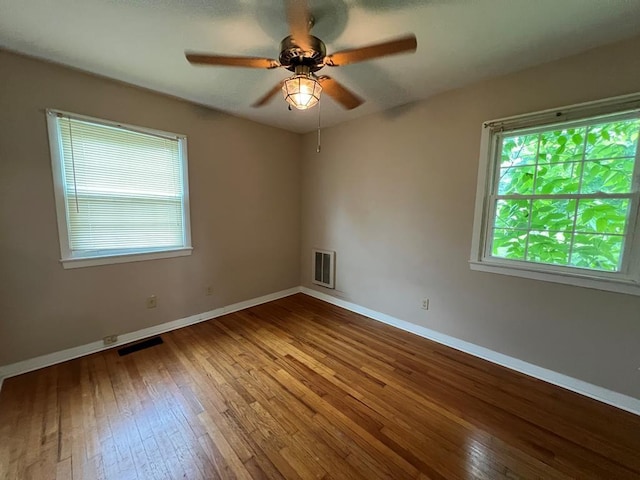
[470,93,640,295]
[46,109,193,269]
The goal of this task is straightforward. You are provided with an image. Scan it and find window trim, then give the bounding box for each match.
[470,93,640,295]
[46,109,193,269]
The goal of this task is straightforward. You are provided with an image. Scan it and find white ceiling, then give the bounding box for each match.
[2,0,640,133]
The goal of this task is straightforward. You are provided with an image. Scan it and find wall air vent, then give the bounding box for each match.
[312,249,335,289]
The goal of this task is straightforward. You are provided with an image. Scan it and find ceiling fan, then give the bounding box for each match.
[185,0,417,111]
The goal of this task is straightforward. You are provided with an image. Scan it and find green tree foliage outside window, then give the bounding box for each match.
[491,117,640,272]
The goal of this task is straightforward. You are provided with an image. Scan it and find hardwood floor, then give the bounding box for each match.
[1,293,639,479]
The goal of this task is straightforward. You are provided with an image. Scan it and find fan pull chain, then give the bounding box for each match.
[316,100,321,153]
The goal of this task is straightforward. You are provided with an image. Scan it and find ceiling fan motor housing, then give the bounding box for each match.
[279,35,326,72]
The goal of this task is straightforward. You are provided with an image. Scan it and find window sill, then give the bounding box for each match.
[469,260,640,296]
[61,247,193,269]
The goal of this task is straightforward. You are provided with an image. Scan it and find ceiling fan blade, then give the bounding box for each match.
[186,53,280,69]
[324,34,417,67]
[285,0,312,51]
[317,76,363,110]
[252,81,285,108]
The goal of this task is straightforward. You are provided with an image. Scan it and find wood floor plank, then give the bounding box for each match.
[1,293,639,479]
[55,456,72,480]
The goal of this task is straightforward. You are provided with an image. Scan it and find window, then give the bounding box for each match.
[47,110,192,268]
[470,94,640,295]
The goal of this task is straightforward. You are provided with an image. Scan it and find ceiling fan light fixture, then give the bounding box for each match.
[185,0,417,113]
[282,68,322,110]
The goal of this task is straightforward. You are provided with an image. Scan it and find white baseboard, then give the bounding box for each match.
[0,287,301,389]
[3,284,638,417]
[300,286,640,417]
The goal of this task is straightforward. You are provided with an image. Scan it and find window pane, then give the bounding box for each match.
[494,199,530,229]
[57,116,187,254]
[500,134,539,167]
[580,159,634,194]
[570,234,623,271]
[492,229,527,260]
[529,199,576,231]
[61,121,182,198]
[526,231,571,265]
[534,162,582,195]
[486,109,639,278]
[538,127,586,163]
[498,166,535,195]
[585,119,640,160]
[67,196,183,250]
[576,199,629,235]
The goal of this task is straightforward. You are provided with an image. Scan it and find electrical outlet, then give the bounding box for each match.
[206,286,213,296]
[103,335,118,346]
[146,295,157,309]
[421,298,429,310]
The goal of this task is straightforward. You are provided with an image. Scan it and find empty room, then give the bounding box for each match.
[1,1,640,478]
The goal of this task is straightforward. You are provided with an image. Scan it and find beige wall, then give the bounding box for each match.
[0,50,301,365]
[301,35,640,399]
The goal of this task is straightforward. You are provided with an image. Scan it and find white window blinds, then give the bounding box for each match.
[48,111,191,267]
